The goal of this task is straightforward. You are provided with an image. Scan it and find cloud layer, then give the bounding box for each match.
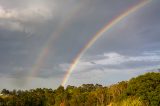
[0,0,160,89]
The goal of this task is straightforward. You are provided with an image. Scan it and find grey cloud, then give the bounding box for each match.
[0,0,160,89]
[68,51,160,74]
[0,3,55,32]
[86,1,160,56]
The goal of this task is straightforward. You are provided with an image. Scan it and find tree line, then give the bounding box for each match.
[0,72,160,106]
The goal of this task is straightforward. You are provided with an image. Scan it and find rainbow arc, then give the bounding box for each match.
[61,0,151,86]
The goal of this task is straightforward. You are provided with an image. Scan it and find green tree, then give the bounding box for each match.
[126,72,160,106]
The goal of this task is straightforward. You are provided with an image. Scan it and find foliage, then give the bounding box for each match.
[0,72,159,106]
[125,72,160,106]
[112,97,146,106]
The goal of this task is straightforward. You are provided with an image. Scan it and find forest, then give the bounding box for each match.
[0,72,160,106]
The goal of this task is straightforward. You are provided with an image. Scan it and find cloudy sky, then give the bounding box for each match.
[0,0,160,90]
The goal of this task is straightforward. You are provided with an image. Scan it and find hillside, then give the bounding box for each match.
[0,72,160,106]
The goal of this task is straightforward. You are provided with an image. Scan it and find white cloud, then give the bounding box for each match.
[59,51,160,76]
[0,3,54,21]
[62,51,160,74]
[0,0,91,34]
[59,60,93,73]
[93,52,160,65]
[0,3,54,32]
[66,51,160,86]
[96,52,126,65]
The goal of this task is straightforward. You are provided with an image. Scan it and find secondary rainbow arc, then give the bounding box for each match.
[26,2,90,83]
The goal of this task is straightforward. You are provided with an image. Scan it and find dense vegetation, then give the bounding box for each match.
[0,72,160,106]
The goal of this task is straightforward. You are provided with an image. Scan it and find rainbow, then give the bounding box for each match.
[61,0,151,86]
[26,2,90,83]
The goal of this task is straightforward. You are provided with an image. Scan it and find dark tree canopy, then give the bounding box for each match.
[0,72,159,106]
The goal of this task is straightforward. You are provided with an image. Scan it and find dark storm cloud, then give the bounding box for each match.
[44,0,142,63]
[86,0,160,56]
[0,0,160,89]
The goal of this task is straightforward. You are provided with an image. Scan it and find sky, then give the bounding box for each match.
[0,0,160,90]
